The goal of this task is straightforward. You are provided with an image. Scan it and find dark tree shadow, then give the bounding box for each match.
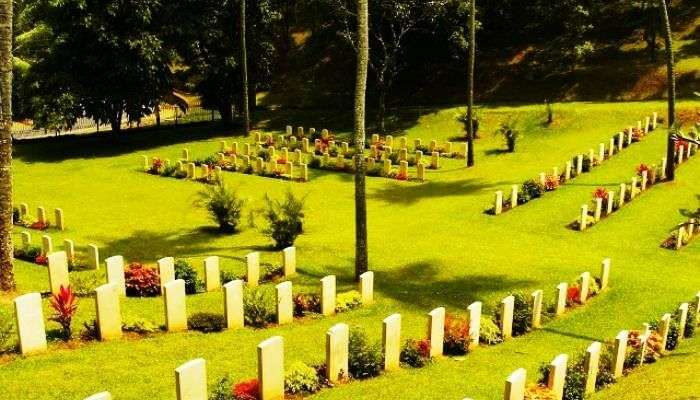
[542,327,605,343]
[485,148,510,156]
[368,178,500,205]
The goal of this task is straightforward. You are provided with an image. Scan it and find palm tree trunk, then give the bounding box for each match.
[660,0,675,180]
[466,0,476,167]
[354,0,369,282]
[240,0,250,135]
[0,0,14,291]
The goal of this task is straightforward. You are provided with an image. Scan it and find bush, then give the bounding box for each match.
[262,191,305,249]
[188,312,226,333]
[400,338,431,368]
[233,378,259,400]
[220,270,241,285]
[124,263,161,297]
[480,316,503,345]
[49,285,78,340]
[443,314,470,355]
[562,358,586,400]
[68,271,100,296]
[495,119,521,152]
[80,319,99,341]
[495,292,533,336]
[348,328,383,379]
[650,319,680,351]
[197,181,245,233]
[244,288,275,328]
[335,290,362,313]
[520,180,545,202]
[209,376,235,400]
[685,304,696,338]
[0,309,16,354]
[175,259,203,295]
[122,317,158,335]
[293,293,321,317]
[596,345,617,390]
[284,361,320,395]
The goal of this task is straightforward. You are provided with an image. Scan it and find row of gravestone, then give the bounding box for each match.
[14,203,66,231]
[667,218,699,250]
[493,113,658,215]
[18,230,99,267]
[497,291,700,400]
[578,142,698,231]
[76,260,609,400]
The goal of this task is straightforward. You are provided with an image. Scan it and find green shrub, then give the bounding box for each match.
[399,338,431,368]
[122,317,158,335]
[336,290,362,313]
[562,358,586,400]
[685,304,696,338]
[188,312,226,333]
[520,180,544,202]
[650,318,680,351]
[348,328,383,379]
[262,191,305,249]
[69,271,100,296]
[495,118,521,152]
[284,361,320,395]
[196,181,245,233]
[480,316,503,345]
[0,309,16,354]
[12,207,22,224]
[174,259,203,294]
[494,292,532,337]
[209,375,235,400]
[244,288,275,328]
[219,270,241,285]
[596,345,617,390]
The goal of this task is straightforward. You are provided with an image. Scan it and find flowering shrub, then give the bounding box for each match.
[233,378,260,400]
[293,293,321,317]
[544,174,560,191]
[443,313,470,355]
[29,221,50,230]
[520,179,545,202]
[174,259,203,294]
[335,290,362,313]
[284,362,320,395]
[35,255,49,266]
[636,163,651,177]
[348,329,382,379]
[49,285,78,340]
[480,316,503,345]
[149,158,163,174]
[566,285,581,306]
[124,263,161,297]
[400,338,431,368]
[395,170,409,181]
[592,187,609,201]
[524,384,557,400]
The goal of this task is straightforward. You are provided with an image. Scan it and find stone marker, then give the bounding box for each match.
[618,132,624,150]
[84,392,111,400]
[258,336,285,400]
[157,257,176,289]
[282,247,296,277]
[538,172,546,187]
[105,255,126,295]
[87,244,100,269]
[37,206,47,224]
[275,281,293,325]
[95,283,122,340]
[619,183,627,207]
[576,155,583,175]
[431,151,439,169]
[14,292,47,355]
[510,185,518,208]
[20,231,31,247]
[19,202,28,219]
[204,256,220,292]
[427,307,445,357]
[584,341,601,394]
[41,235,53,256]
[641,170,648,191]
[531,290,543,329]
[175,358,207,400]
[695,292,700,322]
[580,205,588,231]
[54,208,65,230]
[223,280,244,329]
[565,161,572,181]
[182,148,190,161]
[467,301,481,350]
[630,177,638,199]
[382,159,392,175]
[678,303,689,339]
[555,283,568,316]
[579,272,590,305]
[63,239,75,260]
[660,157,667,180]
[548,354,568,400]
[321,275,336,316]
[164,279,187,332]
[504,368,526,400]
[246,252,260,287]
[417,163,426,181]
[47,251,69,295]
[600,258,611,290]
[500,295,514,339]
[659,313,672,351]
[359,271,374,304]
[383,314,401,371]
[494,191,504,215]
[326,323,350,383]
[613,330,628,378]
[598,143,605,162]
[608,138,615,157]
[594,198,603,222]
[606,191,615,216]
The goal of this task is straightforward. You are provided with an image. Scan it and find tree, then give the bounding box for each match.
[465,0,475,167]
[642,0,659,62]
[354,0,369,282]
[659,0,675,180]
[0,0,14,291]
[240,0,251,134]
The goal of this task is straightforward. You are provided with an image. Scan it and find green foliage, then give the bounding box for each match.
[122,317,159,335]
[495,292,533,337]
[0,309,16,354]
[495,118,521,152]
[69,271,100,296]
[520,180,545,203]
[400,339,431,368]
[685,304,696,338]
[197,181,245,233]
[284,361,320,395]
[209,375,235,400]
[335,290,362,313]
[262,191,305,249]
[348,328,383,380]
[244,288,275,328]
[480,316,503,345]
[562,357,586,400]
[188,312,226,333]
[174,259,203,295]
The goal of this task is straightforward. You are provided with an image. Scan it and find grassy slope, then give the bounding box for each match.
[0,100,699,399]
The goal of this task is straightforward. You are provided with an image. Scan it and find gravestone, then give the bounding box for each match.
[417,164,426,181]
[467,302,481,350]
[88,244,100,269]
[606,191,615,216]
[504,368,526,400]
[54,208,65,231]
[105,255,126,295]
[427,307,445,357]
[41,235,53,256]
[95,283,122,340]
[579,272,591,304]
[576,155,583,175]
[584,341,601,394]
[37,207,47,224]
[63,239,75,261]
[678,303,689,339]
[548,354,568,400]
[359,271,374,304]
[157,257,176,290]
[84,392,111,400]
[613,331,628,378]
[14,292,47,355]
[321,275,336,316]
[275,281,293,325]
[500,295,514,339]
[326,323,349,383]
[282,247,296,277]
[431,152,439,169]
[21,231,31,247]
[382,314,401,371]
[175,358,207,400]
[47,251,69,295]
[247,252,260,287]
[619,183,627,207]
[511,185,518,209]
[494,191,504,215]
[594,198,603,222]
[258,336,285,400]
[223,280,244,329]
[19,203,28,219]
[600,258,611,290]
[204,256,221,292]
[531,290,543,329]
[555,283,568,316]
[659,313,672,351]
[163,279,187,332]
[580,205,588,231]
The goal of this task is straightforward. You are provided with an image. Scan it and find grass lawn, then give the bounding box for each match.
[1,99,699,399]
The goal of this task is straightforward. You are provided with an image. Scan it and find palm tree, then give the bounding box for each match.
[0,0,14,291]
[354,0,369,282]
[240,0,250,135]
[466,0,476,167]
[659,0,676,180]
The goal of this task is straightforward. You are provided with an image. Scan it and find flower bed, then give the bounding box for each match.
[661,217,699,250]
[488,114,658,215]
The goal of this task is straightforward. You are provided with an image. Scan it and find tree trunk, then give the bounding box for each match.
[660,0,676,180]
[645,2,658,62]
[0,0,14,291]
[240,0,250,135]
[466,0,476,167]
[110,109,123,133]
[377,81,386,134]
[354,0,369,282]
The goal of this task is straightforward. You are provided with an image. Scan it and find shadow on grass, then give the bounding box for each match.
[485,148,510,156]
[541,327,604,343]
[368,178,497,205]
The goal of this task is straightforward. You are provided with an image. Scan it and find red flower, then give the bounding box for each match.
[592,187,609,200]
[233,378,260,400]
[567,286,581,304]
[675,141,686,151]
[395,171,408,181]
[417,338,431,358]
[636,163,651,177]
[49,285,78,337]
[29,221,49,230]
[124,263,161,297]
[544,174,560,191]
[35,255,48,265]
[276,158,287,165]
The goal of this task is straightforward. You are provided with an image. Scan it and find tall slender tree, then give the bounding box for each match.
[354,0,369,282]
[659,0,675,181]
[0,0,14,291]
[240,0,251,134]
[466,0,476,167]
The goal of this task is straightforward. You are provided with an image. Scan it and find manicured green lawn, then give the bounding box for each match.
[1,100,699,399]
